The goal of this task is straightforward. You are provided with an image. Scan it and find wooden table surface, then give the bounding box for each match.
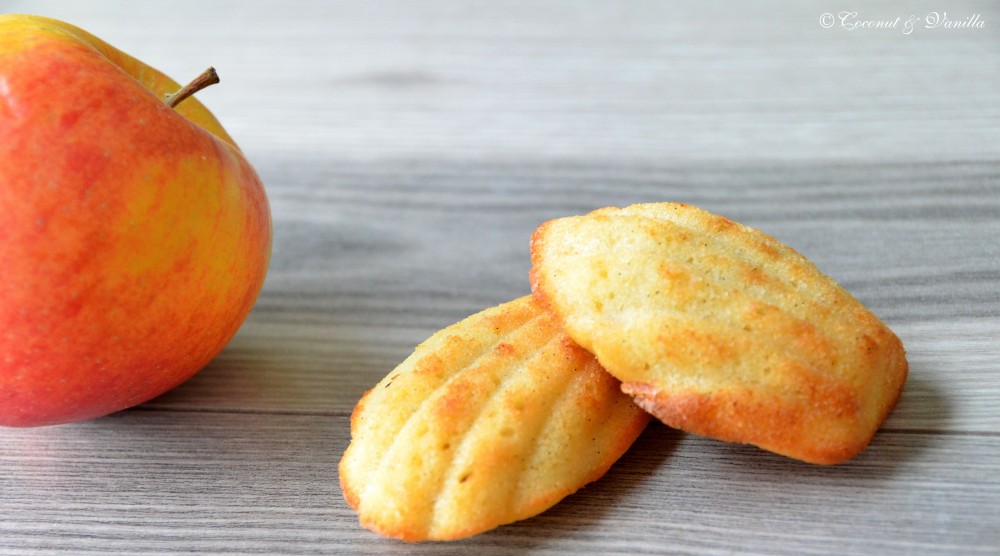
[2,1,999,554]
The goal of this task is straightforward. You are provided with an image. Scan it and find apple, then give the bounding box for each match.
[0,15,271,426]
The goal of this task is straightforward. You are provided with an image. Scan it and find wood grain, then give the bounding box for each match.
[1,415,997,554]
[2,0,999,553]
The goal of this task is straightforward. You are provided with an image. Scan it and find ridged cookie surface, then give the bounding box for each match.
[339,296,650,541]
[530,203,907,465]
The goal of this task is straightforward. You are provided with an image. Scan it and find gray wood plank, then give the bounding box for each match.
[12,1,1000,163]
[1,413,997,554]
[137,159,1000,436]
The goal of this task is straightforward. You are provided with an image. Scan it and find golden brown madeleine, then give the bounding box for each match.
[339,296,650,541]
[530,203,908,465]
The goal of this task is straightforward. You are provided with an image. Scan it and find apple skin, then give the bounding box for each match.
[0,15,272,426]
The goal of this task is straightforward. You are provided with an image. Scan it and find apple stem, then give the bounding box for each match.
[164,67,219,109]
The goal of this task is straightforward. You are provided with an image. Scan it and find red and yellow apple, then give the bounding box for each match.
[0,15,271,426]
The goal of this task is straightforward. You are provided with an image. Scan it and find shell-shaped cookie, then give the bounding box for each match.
[530,203,907,465]
[339,295,650,541]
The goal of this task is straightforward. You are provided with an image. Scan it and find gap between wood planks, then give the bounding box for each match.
[131,406,1000,437]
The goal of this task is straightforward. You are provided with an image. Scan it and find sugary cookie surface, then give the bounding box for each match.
[339,295,650,541]
[530,203,908,465]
